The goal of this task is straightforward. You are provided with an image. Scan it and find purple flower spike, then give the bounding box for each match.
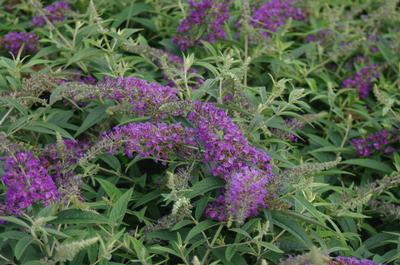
[352,129,398,157]
[342,64,379,99]
[1,32,39,56]
[225,167,270,224]
[31,1,71,27]
[2,151,58,215]
[173,0,231,50]
[251,0,307,38]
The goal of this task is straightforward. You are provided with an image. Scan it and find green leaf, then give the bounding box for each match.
[25,121,74,139]
[109,189,133,225]
[341,159,393,173]
[15,236,34,260]
[258,241,284,253]
[52,209,110,224]
[185,220,216,243]
[188,177,224,199]
[75,104,109,137]
[271,210,313,248]
[0,216,30,228]
[96,178,122,201]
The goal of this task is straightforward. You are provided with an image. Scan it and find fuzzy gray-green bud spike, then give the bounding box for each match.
[53,237,99,262]
[280,247,330,265]
[275,156,342,189]
[159,100,193,117]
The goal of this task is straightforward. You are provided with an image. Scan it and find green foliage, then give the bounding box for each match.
[0,0,399,264]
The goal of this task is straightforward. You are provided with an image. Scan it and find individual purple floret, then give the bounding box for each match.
[331,256,385,265]
[0,32,39,56]
[173,0,231,50]
[2,151,58,215]
[342,64,379,99]
[31,1,71,27]
[250,0,307,38]
[352,129,398,157]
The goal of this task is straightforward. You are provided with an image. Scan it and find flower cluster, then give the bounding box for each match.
[351,129,398,157]
[225,167,269,224]
[31,1,71,27]
[250,0,307,38]
[187,102,273,222]
[330,256,385,265]
[39,139,90,203]
[2,151,58,215]
[62,77,274,223]
[63,77,179,116]
[342,64,379,99]
[173,0,231,50]
[94,122,197,163]
[188,102,272,178]
[0,32,39,56]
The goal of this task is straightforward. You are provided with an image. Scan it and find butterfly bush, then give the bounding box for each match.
[342,64,379,99]
[31,1,71,27]
[173,0,231,50]
[250,0,307,38]
[64,76,273,223]
[0,32,39,56]
[2,151,58,215]
[352,129,398,157]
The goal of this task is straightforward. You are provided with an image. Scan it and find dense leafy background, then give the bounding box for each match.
[0,0,399,264]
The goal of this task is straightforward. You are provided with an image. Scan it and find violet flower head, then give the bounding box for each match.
[99,122,196,163]
[331,256,385,265]
[250,0,307,38]
[1,32,39,56]
[2,151,58,215]
[98,77,179,116]
[173,0,231,50]
[352,129,398,157]
[225,167,270,224]
[342,64,379,99]
[188,101,273,179]
[31,1,71,27]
